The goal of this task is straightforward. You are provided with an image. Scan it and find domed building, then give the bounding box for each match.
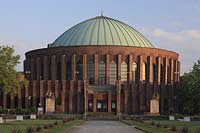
[1,15,180,115]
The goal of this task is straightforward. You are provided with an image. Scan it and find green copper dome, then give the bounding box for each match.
[50,16,154,48]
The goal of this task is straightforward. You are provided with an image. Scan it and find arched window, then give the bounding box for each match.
[121,61,127,81]
[142,62,146,81]
[110,61,117,85]
[88,56,94,84]
[76,60,83,80]
[98,56,106,84]
[132,62,137,83]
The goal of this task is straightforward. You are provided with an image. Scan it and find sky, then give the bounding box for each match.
[0,0,200,75]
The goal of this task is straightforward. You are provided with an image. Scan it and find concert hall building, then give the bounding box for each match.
[0,15,180,114]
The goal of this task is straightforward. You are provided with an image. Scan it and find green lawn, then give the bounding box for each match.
[0,119,84,133]
[122,120,200,133]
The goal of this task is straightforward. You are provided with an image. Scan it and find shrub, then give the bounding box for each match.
[163,125,168,128]
[170,126,176,131]
[9,109,16,114]
[195,127,200,133]
[30,107,37,114]
[26,127,33,133]
[44,125,48,129]
[54,121,58,125]
[2,108,8,114]
[48,124,54,128]
[16,108,23,115]
[23,108,31,115]
[151,121,154,126]
[156,122,160,128]
[12,128,16,133]
[181,127,189,133]
[36,126,42,132]
[168,107,175,115]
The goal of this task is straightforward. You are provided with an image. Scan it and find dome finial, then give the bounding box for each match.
[101,11,103,16]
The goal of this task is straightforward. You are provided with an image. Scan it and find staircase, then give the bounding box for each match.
[86,112,119,121]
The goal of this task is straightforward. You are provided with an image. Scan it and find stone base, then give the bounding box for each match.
[16,115,23,121]
[144,112,160,116]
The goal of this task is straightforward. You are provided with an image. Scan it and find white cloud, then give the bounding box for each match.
[140,28,200,75]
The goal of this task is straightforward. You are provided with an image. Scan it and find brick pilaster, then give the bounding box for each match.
[36,57,41,80]
[77,80,81,114]
[25,81,29,108]
[10,95,15,108]
[43,56,48,81]
[69,80,74,113]
[124,84,128,114]
[32,80,37,107]
[40,80,44,106]
[83,54,87,80]
[61,80,66,113]
[93,93,97,112]
[94,54,98,84]
[61,55,66,80]
[71,54,76,80]
[51,55,57,81]
[18,86,22,108]
[108,91,112,112]
[3,94,7,108]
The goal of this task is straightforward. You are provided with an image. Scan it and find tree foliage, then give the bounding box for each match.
[0,45,20,95]
[176,59,200,115]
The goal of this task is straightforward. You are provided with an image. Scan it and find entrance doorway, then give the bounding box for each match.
[97,100,107,112]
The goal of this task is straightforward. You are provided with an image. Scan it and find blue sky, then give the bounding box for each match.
[0,0,200,74]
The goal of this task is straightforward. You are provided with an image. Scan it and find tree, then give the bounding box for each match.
[176,59,200,115]
[0,45,20,95]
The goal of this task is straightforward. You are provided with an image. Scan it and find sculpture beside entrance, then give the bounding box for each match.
[150,91,160,115]
[45,91,56,113]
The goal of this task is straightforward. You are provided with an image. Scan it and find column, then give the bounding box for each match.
[106,54,110,84]
[77,80,81,114]
[18,86,22,108]
[32,80,37,107]
[31,58,35,80]
[43,56,48,81]
[40,80,44,106]
[10,95,15,108]
[148,56,153,84]
[93,93,97,112]
[157,57,161,85]
[36,57,41,81]
[117,55,122,80]
[51,55,57,81]
[47,80,51,93]
[131,84,138,113]
[71,54,76,80]
[61,80,66,113]
[69,80,74,113]
[116,80,120,114]
[108,91,112,112]
[25,81,29,108]
[139,55,143,81]
[128,55,133,81]
[177,61,180,82]
[55,80,59,105]
[61,55,66,80]
[124,84,128,114]
[170,59,174,84]
[3,94,7,108]
[94,54,98,84]
[164,58,168,85]
[83,54,87,80]
[174,60,178,83]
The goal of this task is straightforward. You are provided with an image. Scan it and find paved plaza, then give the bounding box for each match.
[69,120,144,133]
